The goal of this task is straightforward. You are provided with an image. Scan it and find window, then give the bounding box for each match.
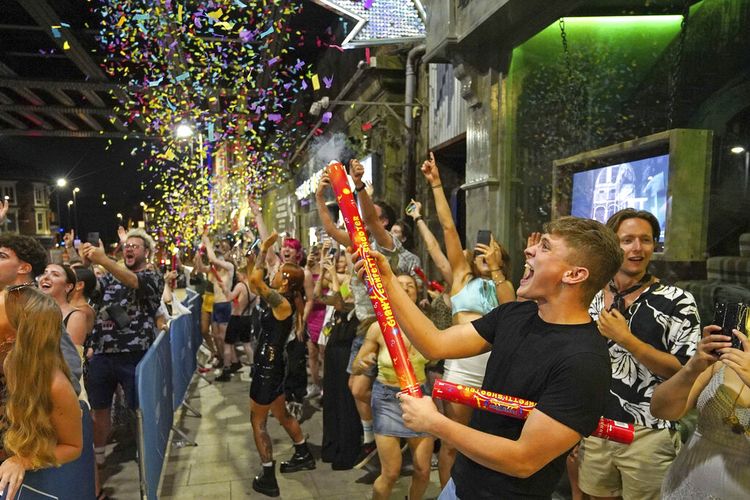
[33,183,48,206]
[0,182,17,205]
[35,209,48,234]
[1,209,18,233]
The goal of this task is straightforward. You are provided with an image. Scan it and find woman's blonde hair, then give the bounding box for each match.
[3,285,72,468]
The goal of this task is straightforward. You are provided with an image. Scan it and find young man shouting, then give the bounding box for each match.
[359,216,623,499]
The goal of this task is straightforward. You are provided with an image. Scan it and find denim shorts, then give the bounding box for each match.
[346,334,378,377]
[212,301,232,324]
[371,380,430,438]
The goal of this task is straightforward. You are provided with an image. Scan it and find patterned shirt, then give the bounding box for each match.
[91,270,164,354]
[590,283,701,429]
[350,234,421,323]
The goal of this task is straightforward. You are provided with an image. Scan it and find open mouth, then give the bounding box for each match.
[39,281,52,290]
[520,262,534,284]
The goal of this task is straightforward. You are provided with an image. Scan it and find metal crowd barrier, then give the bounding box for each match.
[9,401,96,500]
[135,293,203,499]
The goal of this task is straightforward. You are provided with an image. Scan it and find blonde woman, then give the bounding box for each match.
[0,285,83,498]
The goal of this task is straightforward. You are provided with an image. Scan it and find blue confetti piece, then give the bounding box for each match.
[260,26,274,38]
[174,72,190,82]
[51,27,61,38]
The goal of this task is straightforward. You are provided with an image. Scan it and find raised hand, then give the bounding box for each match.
[63,229,75,248]
[420,152,441,186]
[684,325,731,375]
[477,236,503,272]
[261,231,278,253]
[349,159,365,186]
[405,199,422,220]
[316,173,332,199]
[117,225,127,243]
[719,329,750,388]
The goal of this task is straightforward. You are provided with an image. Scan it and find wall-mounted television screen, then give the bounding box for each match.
[552,129,712,262]
[570,154,670,242]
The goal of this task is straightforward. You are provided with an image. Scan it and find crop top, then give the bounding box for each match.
[451,277,498,316]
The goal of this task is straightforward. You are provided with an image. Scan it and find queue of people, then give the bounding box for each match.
[0,153,747,500]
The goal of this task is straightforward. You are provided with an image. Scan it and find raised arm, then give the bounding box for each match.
[315,173,351,247]
[248,232,292,321]
[477,236,516,304]
[651,326,730,420]
[355,250,489,360]
[63,230,82,265]
[202,232,234,273]
[406,199,453,287]
[81,240,138,289]
[421,153,470,286]
[350,159,393,250]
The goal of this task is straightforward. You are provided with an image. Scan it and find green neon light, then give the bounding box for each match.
[563,15,684,25]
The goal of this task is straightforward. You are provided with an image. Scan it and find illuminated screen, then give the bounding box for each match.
[571,154,669,241]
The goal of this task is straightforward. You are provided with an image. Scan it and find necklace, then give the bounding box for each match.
[607,273,652,315]
[723,385,750,436]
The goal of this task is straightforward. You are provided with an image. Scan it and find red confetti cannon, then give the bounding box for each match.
[432,379,634,444]
[326,161,422,397]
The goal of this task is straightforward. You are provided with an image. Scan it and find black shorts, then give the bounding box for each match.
[249,343,285,405]
[86,351,146,410]
[225,315,252,344]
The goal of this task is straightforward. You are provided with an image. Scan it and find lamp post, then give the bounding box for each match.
[730,146,750,197]
[66,200,73,229]
[54,178,67,231]
[72,187,80,235]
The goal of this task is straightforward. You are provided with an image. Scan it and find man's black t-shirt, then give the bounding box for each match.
[451,301,611,499]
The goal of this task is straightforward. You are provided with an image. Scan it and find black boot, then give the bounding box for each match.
[252,461,279,497]
[215,368,232,382]
[279,443,316,473]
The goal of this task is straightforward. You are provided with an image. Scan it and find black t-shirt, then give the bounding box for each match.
[452,301,611,499]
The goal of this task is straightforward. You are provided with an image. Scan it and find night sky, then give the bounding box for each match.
[0,135,151,244]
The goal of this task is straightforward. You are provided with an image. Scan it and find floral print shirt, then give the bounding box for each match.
[590,283,701,429]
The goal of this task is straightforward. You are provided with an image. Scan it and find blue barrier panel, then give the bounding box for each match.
[189,296,203,359]
[136,331,173,500]
[13,401,96,500]
[170,314,194,413]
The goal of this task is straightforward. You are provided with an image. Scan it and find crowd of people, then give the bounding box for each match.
[0,153,747,499]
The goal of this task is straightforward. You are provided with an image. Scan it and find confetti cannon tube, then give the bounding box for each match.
[326,161,422,397]
[432,379,634,444]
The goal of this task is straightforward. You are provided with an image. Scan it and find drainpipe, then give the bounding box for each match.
[403,44,426,212]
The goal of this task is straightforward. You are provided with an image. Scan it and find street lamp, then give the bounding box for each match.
[175,122,194,139]
[53,177,67,231]
[72,187,80,235]
[67,200,73,229]
[730,145,749,196]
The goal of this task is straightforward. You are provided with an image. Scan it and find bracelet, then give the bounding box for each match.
[493,278,507,285]
[415,216,424,223]
[431,183,442,190]
[355,183,366,192]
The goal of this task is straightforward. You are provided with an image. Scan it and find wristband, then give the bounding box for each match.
[415,216,424,223]
[431,183,442,190]
[355,183,366,192]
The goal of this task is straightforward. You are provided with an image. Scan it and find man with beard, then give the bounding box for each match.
[80,229,164,468]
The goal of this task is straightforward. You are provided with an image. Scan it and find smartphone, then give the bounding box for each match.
[477,230,492,247]
[713,302,748,351]
[87,232,100,244]
[405,201,417,216]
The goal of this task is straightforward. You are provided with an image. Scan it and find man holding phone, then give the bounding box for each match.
[577,209,701,500]
[81,228,164,468]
